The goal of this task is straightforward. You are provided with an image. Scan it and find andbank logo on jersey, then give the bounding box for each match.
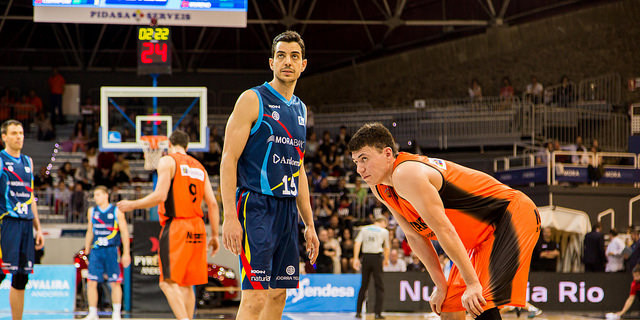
[284,274,360,312]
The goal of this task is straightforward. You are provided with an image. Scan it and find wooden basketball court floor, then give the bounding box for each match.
[1,311,638,320]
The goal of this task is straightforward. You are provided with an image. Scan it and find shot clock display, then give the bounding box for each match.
[137,26,171,75]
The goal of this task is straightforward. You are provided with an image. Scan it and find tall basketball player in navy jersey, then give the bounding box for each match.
[0,120,45,320]
[221,31,320,320]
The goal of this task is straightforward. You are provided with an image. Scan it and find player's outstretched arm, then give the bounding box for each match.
[116,209,131,268]
[203,172,220,257]
[220,90,259,256]
[296,162,319,264]
[617,294,635,316]
[117,156,173,212]
[393,162,485,317]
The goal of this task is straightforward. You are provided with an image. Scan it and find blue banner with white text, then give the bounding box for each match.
[0,265,76,312]
[284,274,360,312]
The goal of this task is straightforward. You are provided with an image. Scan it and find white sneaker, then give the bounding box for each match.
[112,313,121,320]
[527,306,542,318]
[82,313,98,320]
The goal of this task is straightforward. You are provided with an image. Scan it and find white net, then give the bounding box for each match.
[141,137,169,170]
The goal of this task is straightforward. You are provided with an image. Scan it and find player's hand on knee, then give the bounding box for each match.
[461,282,486,317]
[222,217,243,255]
[429,285,446,315]
[208,237,219,257]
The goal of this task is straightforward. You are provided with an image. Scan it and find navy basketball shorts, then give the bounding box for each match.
[87,246,122,283]
[236,189,299,290]
[0,217,35,275]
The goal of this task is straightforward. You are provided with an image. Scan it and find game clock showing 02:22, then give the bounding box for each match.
[137,26,172,75]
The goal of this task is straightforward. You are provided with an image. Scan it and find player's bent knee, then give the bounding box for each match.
[11,273,28,290]
[475,307,501,320]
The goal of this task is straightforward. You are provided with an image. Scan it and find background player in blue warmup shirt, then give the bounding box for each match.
[220,30,320,320]
[0,119,45,320]
[84,185,130,320]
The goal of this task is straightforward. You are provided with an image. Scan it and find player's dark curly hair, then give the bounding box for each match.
[347,122,397,155]
[272,30,305,59]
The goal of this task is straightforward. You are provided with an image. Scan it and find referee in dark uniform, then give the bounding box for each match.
[353,217,390,319]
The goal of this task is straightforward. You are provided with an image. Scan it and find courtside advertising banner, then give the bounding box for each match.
[0,265,75,311]
[284,274,360,312]
[383,272,634,312]
[131,221,171,312]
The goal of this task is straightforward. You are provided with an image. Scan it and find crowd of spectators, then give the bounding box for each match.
[468,74,576,108]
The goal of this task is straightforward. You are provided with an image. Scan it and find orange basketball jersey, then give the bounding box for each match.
[159,153,206,226]
[375,152,521,249]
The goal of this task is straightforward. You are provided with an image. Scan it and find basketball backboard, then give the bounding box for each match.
[99,86,209,152]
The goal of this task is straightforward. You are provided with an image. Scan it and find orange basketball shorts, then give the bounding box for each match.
[158,217,208,286]
[442,192,541,312]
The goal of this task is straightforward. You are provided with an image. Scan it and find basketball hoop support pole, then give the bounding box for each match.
[151,73,159,135]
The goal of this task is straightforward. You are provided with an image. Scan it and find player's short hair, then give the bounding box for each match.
[348,122,397,155]
[634,264,640,274]
[1,120,23,135]
[93,185,108,195]
[169,130,189,149]
[272,30,305,59]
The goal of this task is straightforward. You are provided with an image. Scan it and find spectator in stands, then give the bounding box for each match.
[321,143,343,176]
[468,79,482,101]
[536,141,554,165]
[48,67,65,124]
[590,139,601,153]
[314,194,334,226]
[531,227,560,272]
[335,126,350,155]
[525,75,544,104]
[332,177,350,197]
[500,76,514,99]
[327,228,342,273]
[27,90,43,115]
[569,136,589,165]
[406,252,425,272]
[626,228,640,272]
[336,195,355,226]
[606,228,626,272]
[70,183,85,222]
[87,121,99,149]
[57,161,76,187]
[316,228,335,273]
[35,166,53,192]
[94,167,113,189]
[351,178,368,212]
[341,228,355,273]
[319,131,333,156]
[315,177,331,194]
[74,158,95,190]
[326,214,342,236]
[110,154,131,185]
[306,131,319,163]
[34,113,54,141]
[53,181,71,215]
[583,223,606,272]
[71,120,88,152]
[384,249,407,272]
[203,126,223,174]
[85,146,98,168]
[556,75,574,107]
[97,151,116,172]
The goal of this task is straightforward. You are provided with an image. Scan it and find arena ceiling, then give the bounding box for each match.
[0,0,612,74]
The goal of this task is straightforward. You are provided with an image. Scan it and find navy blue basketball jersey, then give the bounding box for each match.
[237,82,307,198]
[0,150,34,220]
[91,204,121,248]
